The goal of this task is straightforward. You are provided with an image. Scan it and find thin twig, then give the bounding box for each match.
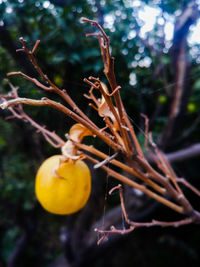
[177,178,200,198]
[134,155,193,214]
[85,154,184,214]
[0,97,122,152]
[95,184,194,238]
[14,37,100,130]
[94,152,118,169]
[2,81,64,148]
[71,141,166,194]
[82,18,133,155]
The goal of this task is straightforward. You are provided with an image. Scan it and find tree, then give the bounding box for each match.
[0,1,200,266]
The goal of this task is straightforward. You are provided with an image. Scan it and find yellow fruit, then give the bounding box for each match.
[35,155,91,215]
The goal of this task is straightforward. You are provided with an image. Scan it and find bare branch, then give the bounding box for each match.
[82,18,133,156]
[0,97,122,152]
[177,178,200,198]
[1,17,200,239]
[70,141,166,194]
[7,71,52,91]
[95,184,195,239]
[85,154,184,214]
[94,152,118,169]
[13,37,101,130]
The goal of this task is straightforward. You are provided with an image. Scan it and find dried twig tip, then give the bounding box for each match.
[80,17,88,23]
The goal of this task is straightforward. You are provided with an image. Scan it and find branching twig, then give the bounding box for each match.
[1,18,200,241]
[94,152,119,169]
[95,184,195,241]
[2,81,64,148]
[85,154,184,214]
[0,96,122,152]
[176,178,200,198]
[12,37,100,130]
[82,17,133,156]
[68,140,166,194]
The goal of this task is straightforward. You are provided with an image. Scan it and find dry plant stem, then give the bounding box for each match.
[141,113,149,151]
[22,113,64,148]
[148,132,182,195]
[85,27,138,156]
[82,18,133,155]
[129,217,193,227]
[84,82,124,146]
[73,141,166,194]
[156,149,182,193]
[104,67,133,155]
[85,154,183,214]
[109,185,130,222]
[7,71,94,125]
[96,225,135,239]
[7,108,63,148]
[83,78,122,135]
[142,114,182,195]
[107,86,121,97]
[85,86,100,107]
[115,183,196,228]
[8,107,64,148]
[97,81,132,153]
[96,216,193,236]
[85,19,142,158]
[177,178,200,198]
[0,97,122,152]
[86,77,121,127]
[1,19,198,234]
[89,103,98,111]
[95,185,193,238]
[135,156,193,214]
[94,152,119,169]
[84,77,131,152]
[96,216,194,237]
[3,80,64,148]
[7,72,50,90]
[104,117,124,145]
[123,113,144,157]
[14,38,98,129]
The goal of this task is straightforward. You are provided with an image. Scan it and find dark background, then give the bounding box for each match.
[0,0,200,266]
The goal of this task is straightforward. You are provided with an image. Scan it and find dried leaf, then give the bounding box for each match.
[69,123,92,142]
[98,82,119,131]
[61,123,92,159]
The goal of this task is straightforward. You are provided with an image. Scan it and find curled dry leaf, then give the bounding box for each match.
[98,82,119,131]
[61,123,92,159]
[52,123,92,179]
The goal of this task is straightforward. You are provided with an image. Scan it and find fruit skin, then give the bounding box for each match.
[35,155,91,215]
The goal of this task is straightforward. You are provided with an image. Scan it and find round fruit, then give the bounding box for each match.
[35,155,91,215]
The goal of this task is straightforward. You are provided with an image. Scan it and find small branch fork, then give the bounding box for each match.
[82,17,133,156]
[1,18,200,241]
[1,80,64,148]
[95,184,197,245]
